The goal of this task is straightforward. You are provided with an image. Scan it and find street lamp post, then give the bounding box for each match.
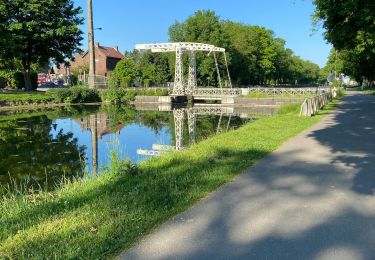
[87,0,95,88]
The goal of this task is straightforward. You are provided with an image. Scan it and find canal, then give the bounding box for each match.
[0,104,277,191]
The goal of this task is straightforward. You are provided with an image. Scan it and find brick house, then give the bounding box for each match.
[57,42,124,77]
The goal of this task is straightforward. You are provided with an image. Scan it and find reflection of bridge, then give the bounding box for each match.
[136,106,270,156]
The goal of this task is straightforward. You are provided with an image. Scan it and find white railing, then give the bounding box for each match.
[242,87,329,96]
[193,88,242,96]
[300,92,333,116]
[193,87,329,97]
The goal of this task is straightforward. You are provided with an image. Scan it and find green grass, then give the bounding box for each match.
[276,103,301,115]
[0,87,101,106]
[0,101,339,259]
[0,92,54,104]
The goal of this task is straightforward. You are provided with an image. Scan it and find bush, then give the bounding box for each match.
[108,59,139,88]
[12,72,25,89]
[120,76,131,88]
[0,71,12,89]
[101,88,168,103]
[101,88,135,102]
[48,87,101,103]
[101,88,124,102]
[337,88,346,98]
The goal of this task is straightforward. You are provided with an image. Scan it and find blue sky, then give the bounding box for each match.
[74,0,331,67]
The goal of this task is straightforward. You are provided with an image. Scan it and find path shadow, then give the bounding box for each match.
[308,91,375,195]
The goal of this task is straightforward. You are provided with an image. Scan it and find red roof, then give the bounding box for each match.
[97,45,124,59]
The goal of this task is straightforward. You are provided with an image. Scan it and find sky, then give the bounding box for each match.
[74,0,331,68]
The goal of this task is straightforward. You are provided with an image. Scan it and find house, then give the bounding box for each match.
[57,42,124,77]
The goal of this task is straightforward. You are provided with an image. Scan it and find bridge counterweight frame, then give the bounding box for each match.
[135,42,230,96]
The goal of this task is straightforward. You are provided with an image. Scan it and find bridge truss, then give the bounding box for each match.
[135,42,232,96]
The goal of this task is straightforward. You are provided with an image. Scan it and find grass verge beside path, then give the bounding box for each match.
[0,101,339,259]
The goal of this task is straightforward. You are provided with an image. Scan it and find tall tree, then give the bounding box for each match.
[168,10,231,86]
[0,0,83,90]
[314,0,375,81]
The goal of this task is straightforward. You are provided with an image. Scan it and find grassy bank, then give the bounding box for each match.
[0,87,168,107]
[0,101,339,259]
[0,92,54,105]
[0,87,100,107]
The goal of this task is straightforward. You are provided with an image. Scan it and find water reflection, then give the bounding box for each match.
[136,106,269,155]
[0,114,86,190]
[0,104,276,191]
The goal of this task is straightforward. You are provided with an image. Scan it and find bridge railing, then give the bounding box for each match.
[193,88,242,96]
[242,87,329,96]
[299,92,333,116]
[192,87,328,97]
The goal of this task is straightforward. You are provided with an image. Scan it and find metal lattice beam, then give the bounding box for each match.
[173,109,185,151]
[174,48,184,95]
[186,51,197,95]
[187,108,196,146]
[135,42,226,53]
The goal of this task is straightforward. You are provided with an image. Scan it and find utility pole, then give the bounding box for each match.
[87,0,95,88]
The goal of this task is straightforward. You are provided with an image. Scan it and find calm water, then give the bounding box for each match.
[0,104,276,191]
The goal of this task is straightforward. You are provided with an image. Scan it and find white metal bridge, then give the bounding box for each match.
[135,42,232,96]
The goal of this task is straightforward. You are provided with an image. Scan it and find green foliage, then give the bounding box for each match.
[101,88,169,103]
[169,10,231,86]
[48,87,100,103]
[109,59,139,88]
[71,64,89,85]
[124,50,172,86]
[0,70,12,88]
[222,21,320,85]
[336,88,346,98]
[12,72,25,89]
[166,10,321,86]
[0,0,83,90]
[314,1,375,82]
[108,10,321,87]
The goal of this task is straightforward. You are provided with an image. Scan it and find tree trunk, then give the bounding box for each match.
[23,58,32,91]
[24,69,32,91]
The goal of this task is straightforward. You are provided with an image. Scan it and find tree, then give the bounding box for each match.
[0,0,83,90]
[222,21,320,85]
[109,59,139,88]
[314,0,375,81]
[168,10,231,86]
